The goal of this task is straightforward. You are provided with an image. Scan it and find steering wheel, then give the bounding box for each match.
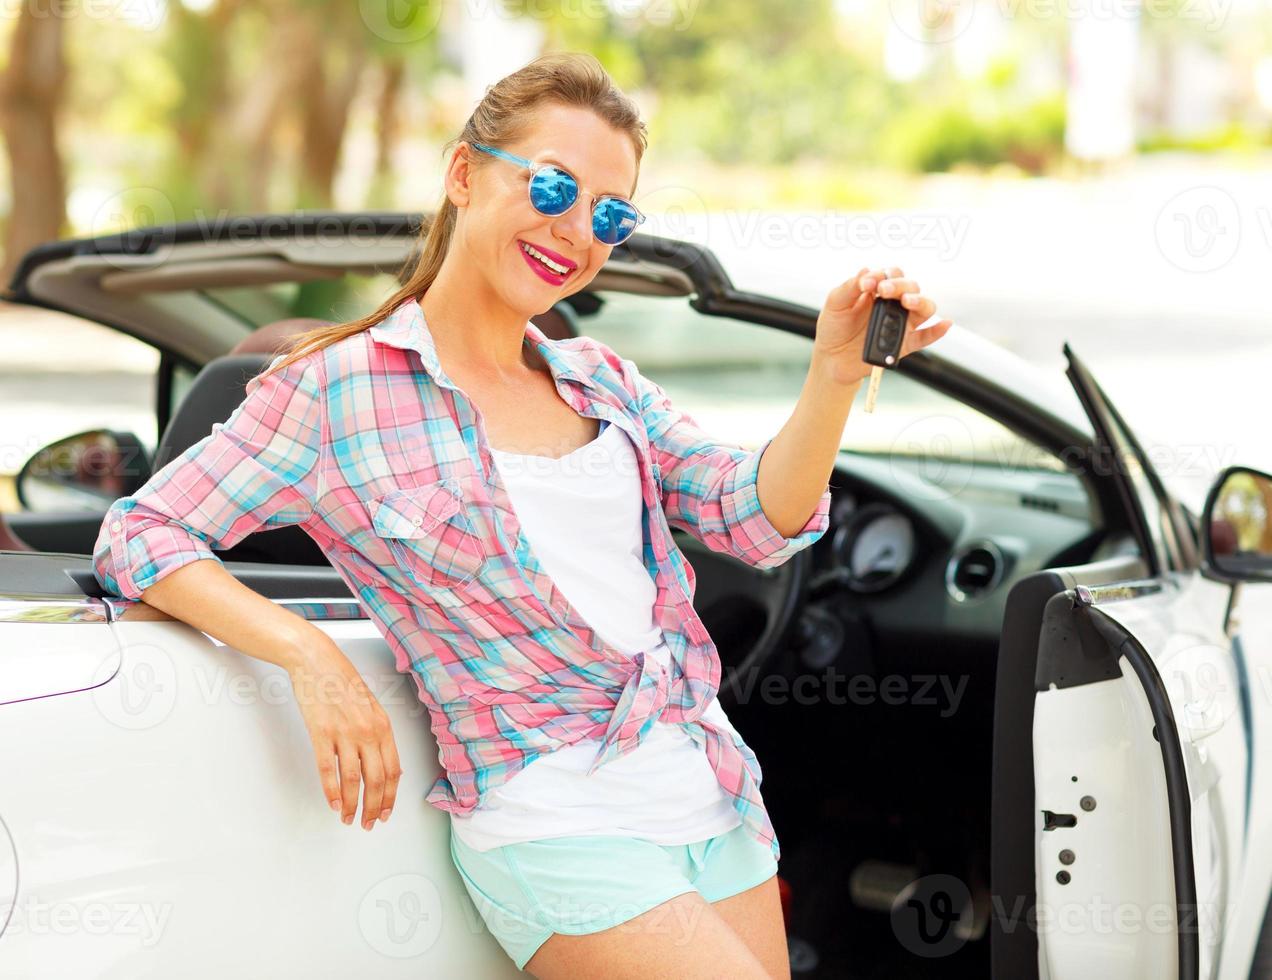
[670,529,813,710]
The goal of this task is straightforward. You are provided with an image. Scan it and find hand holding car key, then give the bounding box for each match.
[810,265,954,405]
[861,294,908,413]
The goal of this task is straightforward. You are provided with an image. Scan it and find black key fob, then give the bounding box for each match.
[862,297,908,368]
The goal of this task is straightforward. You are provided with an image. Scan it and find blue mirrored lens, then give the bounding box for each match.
[593,198,639,245]
[529,167,576,216]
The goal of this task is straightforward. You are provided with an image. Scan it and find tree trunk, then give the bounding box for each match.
[375,57,405,179]
[366,56,405,209]
[296,17,368,208]
[167,0,244,211]
[0,5,68,288]
[227,6,310,212]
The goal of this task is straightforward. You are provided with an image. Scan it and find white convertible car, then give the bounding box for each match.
[0,214,1268,979]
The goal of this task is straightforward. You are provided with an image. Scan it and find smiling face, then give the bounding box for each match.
[447,102,641,316]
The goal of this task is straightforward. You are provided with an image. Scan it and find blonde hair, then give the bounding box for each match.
[259,51,647,382]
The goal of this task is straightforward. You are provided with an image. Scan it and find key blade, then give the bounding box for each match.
[864,366,884,413]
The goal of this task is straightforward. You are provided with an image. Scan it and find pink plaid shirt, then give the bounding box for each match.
[92,296,832,861]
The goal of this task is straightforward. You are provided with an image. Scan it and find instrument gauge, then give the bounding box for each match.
[833,503,916,593]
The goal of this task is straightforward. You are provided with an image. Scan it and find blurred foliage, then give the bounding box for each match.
[1138,121,1272,154]
[514,0,900,166]
[882,93,1066,174]
[2,0,1270,262]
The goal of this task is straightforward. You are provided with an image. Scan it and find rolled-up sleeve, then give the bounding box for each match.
[92,354,327,600]
[622,355,832,570]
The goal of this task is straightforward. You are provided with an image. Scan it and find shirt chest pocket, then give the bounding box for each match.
[369,480,487,589]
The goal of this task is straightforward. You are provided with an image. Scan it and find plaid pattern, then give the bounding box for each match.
[92,297,832,862]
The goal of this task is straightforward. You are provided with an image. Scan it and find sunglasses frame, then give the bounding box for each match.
[469,141,646,246]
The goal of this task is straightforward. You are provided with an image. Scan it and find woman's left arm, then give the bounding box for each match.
[756,265,954,537]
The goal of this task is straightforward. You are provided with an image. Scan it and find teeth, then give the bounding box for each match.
[521,242,569,275]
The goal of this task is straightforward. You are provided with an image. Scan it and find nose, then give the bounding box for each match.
[552,195,593,251]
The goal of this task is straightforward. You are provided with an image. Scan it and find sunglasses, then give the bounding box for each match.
[470,142,646,246]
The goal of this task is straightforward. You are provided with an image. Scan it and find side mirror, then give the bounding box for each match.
[1201,465,1272,584]
[15,429,151,512]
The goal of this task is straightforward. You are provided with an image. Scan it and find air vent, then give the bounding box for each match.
[1020,494,1060,513]
[945,541,1005,602]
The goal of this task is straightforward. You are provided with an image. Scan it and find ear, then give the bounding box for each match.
[443,142,474,209]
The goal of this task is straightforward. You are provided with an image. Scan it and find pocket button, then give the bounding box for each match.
[371,482,486,590]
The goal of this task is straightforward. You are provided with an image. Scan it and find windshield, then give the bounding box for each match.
[195,279,1078,474]
[580,290,1072,474]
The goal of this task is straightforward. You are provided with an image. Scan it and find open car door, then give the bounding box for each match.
[990,345,1247,980]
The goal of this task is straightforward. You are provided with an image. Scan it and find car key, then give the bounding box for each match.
[862,295,907,413]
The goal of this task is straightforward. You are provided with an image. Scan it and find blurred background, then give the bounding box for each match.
[0,0,1267,513]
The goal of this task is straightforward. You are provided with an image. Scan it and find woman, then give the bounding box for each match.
[93,52,951,979]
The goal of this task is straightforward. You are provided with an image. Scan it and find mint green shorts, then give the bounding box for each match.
[448,822,779,971]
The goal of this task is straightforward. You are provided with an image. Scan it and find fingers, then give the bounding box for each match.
[830,265,912,314]
[856,267,911,317]
[356,705,402,829]
[378,733,403,824]
[875,274,940,325]
[324,717,401,830]
[852,263,949,359]
[901,319,954,357]
[824,266,872,313]
[336,737,363,826]
[901,292,936,322]
[856,266,890,295]
[294,654,401,831]
[341,735,403,830]
[313,738,343,815]
[859,266,902,290]
[359,742,386,831]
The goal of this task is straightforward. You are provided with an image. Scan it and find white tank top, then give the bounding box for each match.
[448,418,743,851]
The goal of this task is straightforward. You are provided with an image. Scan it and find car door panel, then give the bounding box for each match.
[1031,573,1240,980]
[993,345,1250,980]
[992,553,1150,978]
[0,555,522,976]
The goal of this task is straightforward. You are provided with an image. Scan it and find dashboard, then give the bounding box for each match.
[804,451,1105,647]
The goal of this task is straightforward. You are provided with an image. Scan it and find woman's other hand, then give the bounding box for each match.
[287,642,403,830]
[812,264,953,387]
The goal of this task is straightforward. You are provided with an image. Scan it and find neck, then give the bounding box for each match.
[419,254,535,379]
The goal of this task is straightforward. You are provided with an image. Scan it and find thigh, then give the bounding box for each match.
[710,875,790,980]
[452,829,766,977]
[693,824,789,979]
[525,889,770,980]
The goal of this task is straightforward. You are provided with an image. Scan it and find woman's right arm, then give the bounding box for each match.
[137,559,401,832]
[93,353,401,831]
